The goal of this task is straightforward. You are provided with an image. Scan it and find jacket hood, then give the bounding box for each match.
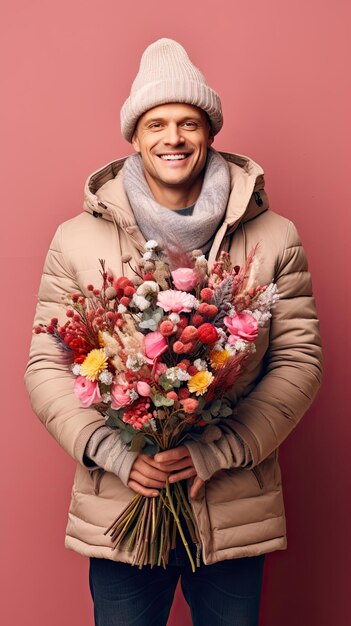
[82,150,269,255]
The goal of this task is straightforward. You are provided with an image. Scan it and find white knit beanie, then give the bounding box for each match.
[120,38,223,143]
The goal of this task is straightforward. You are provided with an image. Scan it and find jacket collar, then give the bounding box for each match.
[82,150,269,253]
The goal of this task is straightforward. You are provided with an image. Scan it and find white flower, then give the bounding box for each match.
[214,327,227,345]
[137,281,159,298]
[149,417,158,431]
[128,389,139,402]
[232,338,256,353]
[255,283,279,311]
[143,251,156,261]
[225,305,236,318]
[225,343,237,356]
[176,369,191,381]
[194,358,207,371]
[250,309,272,326]
[118,303,127,313]
[132,293,151,311]
[169,313,180,324]
[164,367,191,382]
[126,353,147,371]
[145,240,158,250]
[99,370,113,385]
[101,392,112,403]
[71,363,81,376]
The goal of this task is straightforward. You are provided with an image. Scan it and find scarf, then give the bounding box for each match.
[122,148,230,255]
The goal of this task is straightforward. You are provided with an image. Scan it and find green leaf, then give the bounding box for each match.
[105,409,126,430]
[152,393,174,407]
[105,415,118,430]
[130,432,147,452]
[209,399,221,416]
[220,405,233,417]
[158,375,173,392]
[143,441,160,456]
[202,410,213,422]
[120,430,134,444]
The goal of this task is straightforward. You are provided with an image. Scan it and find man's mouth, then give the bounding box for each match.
[157,153,190,161]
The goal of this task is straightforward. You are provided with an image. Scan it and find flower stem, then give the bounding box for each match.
[165,480,195,573]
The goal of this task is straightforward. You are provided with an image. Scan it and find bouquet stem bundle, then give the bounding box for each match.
[104,480,199,571]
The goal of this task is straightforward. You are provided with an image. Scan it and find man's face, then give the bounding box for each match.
[131,103,214,193]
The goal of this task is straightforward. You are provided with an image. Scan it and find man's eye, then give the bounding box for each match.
[183,121,197,128]
[149,123,162,129]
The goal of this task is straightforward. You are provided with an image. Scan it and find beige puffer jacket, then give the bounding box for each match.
[24,151,323,565]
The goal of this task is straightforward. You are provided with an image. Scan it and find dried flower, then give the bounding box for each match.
[80,349,108,381]
[188,370,214,396]
[157,290,197,313]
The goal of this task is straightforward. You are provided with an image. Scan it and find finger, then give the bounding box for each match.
[133,458,169,481]
[156,458,193,472]
[129,469,166,489]
[127,479,159,498]
[168,467,197,483]
[138,454,176,472]
[154,448,190,464]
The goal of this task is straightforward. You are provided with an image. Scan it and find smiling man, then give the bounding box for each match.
[25,38,323,626]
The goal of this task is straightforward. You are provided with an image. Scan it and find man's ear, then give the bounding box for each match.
[207,130,214,148]
[131,129,141,153]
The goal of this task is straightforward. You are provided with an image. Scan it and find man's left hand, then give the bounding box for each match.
[154,446,205,498]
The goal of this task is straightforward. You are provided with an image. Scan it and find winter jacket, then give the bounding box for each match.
[24,151,323,564]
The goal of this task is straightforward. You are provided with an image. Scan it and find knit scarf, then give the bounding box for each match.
[122,148,230,255]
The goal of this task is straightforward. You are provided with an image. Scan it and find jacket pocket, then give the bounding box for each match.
[89,468,105,495]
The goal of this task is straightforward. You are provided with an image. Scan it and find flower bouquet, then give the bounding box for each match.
[35,241,278,571]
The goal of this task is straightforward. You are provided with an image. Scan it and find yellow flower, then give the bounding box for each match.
[80,349,108,381]
[188,370,214,396]
[210,349,230,369]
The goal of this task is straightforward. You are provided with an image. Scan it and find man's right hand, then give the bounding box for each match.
[127,453,170,497]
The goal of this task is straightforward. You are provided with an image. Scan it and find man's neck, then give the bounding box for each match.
[143,171,204,210]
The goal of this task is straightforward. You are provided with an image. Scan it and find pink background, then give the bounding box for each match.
[1,1,349,624]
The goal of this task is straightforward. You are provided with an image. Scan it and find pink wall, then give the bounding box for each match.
[1,1,349,624]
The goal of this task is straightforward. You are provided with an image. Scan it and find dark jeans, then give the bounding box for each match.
[89,536,265,626]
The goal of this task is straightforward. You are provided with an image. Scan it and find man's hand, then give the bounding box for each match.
[155,446,205,499]
[128,447,205,499]
[127,453,170,497]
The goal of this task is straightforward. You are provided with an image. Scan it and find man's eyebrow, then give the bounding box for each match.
[143,116,202,125]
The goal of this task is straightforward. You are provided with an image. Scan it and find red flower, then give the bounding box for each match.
[191,313,204,327]
[200,288,213,301]
[197,323,218,345]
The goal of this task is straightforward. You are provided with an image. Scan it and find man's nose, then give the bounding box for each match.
[164,123,184,145]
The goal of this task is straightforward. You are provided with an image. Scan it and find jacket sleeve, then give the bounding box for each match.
[185,220,323,478]
[24,225,133,471]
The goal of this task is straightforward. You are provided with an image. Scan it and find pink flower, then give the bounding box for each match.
[171,268,198,292]
[181,398,199,413]
[224,313,259,342]
[157,290,198,313]
[74,376,102,408]
[144,331,168,360]
[136,381,151,397]
[111,384,132,409]
[154,362,168,381]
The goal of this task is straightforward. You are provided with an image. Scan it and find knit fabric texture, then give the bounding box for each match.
[84,426,138,487]
[120,38,223,142]
[122,147,230,256]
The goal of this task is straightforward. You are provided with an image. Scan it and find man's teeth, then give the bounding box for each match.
[159,154,188,160]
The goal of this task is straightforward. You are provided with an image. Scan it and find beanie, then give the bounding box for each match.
[120,38,223,143]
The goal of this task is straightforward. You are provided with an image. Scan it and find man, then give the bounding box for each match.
[25,38,323,625]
